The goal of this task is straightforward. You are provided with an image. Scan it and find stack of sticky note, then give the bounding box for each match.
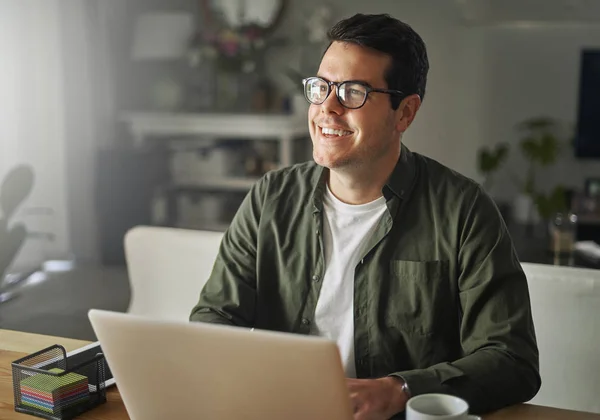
[20,368,90,415]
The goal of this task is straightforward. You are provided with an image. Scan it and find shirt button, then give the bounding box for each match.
[312,274,320,282]
[301,318,310,326]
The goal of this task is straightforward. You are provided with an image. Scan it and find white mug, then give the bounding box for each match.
[406,393,481,420]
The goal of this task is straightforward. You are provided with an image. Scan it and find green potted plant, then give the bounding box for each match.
[477,142,510,220]
[512,117,569,224]
[477,142,509,192]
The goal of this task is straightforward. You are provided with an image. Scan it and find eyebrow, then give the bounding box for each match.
[315,75,374,88]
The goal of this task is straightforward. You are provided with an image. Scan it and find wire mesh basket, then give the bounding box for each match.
[12,344,106,420]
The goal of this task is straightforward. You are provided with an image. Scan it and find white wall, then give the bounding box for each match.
[104,0,197,119]
[480,23,600,200]
[60,0,196,264]
[0,0,71,269]
[272,0,600,195]
[59,0,117,264]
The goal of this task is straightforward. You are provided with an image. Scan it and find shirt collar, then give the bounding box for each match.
[312,143,417,212]
[384,143,417,201]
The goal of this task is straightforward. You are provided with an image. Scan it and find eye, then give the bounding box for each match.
[344,83,367,96]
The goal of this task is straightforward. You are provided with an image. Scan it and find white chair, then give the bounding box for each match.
[523,262,600,413]
[124,226,224,321]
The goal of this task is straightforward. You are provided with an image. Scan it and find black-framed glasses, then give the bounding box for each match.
[302,76,404,109]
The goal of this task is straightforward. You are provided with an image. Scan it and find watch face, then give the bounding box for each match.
[402,381,411,398]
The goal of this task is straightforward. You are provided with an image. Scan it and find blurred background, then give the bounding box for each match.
[1,0,600,340]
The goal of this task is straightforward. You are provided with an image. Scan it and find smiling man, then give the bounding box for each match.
[191,14,540,419]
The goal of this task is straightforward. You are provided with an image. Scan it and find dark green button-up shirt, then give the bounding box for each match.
[190,145,540,414]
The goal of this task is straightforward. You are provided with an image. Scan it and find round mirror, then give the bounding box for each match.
[201,0,287,36]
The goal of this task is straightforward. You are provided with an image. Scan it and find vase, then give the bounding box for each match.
[512,193,540,225]
[214,70,241,112]
[151,77,183,110]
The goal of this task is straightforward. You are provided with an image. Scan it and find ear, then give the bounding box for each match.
[394,94,422,133]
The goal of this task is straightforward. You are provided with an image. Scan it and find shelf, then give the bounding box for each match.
[577,215,600,226]
[121,111,309,143]
[121,111,309,230]
[170,177,260,191]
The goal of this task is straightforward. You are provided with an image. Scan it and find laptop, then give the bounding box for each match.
[88,309,354,420]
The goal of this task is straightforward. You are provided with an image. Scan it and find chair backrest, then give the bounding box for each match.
[522,262,600,413]
[124,226,223,321]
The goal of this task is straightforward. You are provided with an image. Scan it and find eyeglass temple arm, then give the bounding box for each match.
[371,88,404,95]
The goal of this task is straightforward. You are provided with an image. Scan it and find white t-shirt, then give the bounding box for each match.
[310,185,387,378]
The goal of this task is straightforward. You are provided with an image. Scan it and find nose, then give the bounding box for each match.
[320,85,345,116]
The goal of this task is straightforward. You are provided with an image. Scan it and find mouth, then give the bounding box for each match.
[318,125,354,139]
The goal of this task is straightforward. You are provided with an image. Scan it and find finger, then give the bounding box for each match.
[346,378,360,388]
[348,393,360,411]
[353,405,371,420]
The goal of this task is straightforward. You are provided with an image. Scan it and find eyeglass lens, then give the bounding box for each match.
[304,78,368,109]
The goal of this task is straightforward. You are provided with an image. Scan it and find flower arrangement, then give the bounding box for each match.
[188,23,286,74]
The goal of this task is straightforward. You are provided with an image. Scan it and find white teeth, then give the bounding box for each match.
[321,127,352,136]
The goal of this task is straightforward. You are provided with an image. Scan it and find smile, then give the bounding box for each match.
[319,126,353,137]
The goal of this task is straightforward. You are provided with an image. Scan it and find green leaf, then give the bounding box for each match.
[533,185,567,220]
[520,137,538,161]
[538,133,560,165]
[477,143,509,174]
[516,116,557,132]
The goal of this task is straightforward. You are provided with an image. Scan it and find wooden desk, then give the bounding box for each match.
[1,329,598,420]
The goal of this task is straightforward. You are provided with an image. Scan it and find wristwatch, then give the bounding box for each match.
[390,375,412,400]
[401,379,412,399]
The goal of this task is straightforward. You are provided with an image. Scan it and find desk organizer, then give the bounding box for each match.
[12,345,107,420]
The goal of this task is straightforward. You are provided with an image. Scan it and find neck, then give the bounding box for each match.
[327,149,401,205]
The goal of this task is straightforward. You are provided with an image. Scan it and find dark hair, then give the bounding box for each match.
[327,13,429,109]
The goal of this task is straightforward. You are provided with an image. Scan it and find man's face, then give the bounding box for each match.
[308,41,401,171]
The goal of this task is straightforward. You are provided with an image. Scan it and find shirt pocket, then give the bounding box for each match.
[385,260,450,335]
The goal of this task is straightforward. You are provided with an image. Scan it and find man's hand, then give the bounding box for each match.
[347,377,409,420]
